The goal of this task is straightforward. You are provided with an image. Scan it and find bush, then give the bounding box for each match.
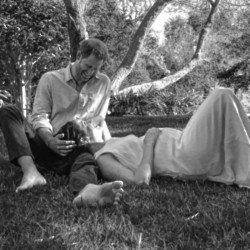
[108,85,205,116]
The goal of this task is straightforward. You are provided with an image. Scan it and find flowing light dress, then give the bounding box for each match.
[95,88,250,188]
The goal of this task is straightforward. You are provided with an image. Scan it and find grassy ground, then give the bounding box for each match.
[0,115,250,249]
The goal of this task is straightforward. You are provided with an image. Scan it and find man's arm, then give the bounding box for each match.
[31,73,54,132]
[98,96,110,119]
[37,127,55,147]
[32,73,76,156]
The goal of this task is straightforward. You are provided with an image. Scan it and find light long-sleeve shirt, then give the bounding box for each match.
[30,64,111,135]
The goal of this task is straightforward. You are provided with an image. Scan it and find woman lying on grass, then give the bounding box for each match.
[84,88,250,194]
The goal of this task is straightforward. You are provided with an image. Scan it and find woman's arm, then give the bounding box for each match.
[97,154,136,184]
[134,128,161,185]
[86,116,111,142]
[97,128,161,185]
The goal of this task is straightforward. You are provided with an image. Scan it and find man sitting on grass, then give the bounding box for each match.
[0,38,123,207]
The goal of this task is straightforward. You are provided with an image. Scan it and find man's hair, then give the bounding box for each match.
[77,38,109,62]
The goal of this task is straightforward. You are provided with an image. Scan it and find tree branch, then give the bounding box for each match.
[111,0,174,93]
[192,0,220,60]
[118,58,203,95]
[207,0,215,6]
[116,0,221,95]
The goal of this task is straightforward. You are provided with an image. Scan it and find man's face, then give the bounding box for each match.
[75,54,103,83]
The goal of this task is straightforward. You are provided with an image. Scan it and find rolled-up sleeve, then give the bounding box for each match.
[31,73,53,132]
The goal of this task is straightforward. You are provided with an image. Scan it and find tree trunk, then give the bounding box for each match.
[63,0,89,61]
[111,0,174,94]
[3,44,36,116]
[4,44,23,111]
[21,85,27,117]
[117,0,221,95]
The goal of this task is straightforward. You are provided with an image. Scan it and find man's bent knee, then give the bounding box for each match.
[0,105,23,123]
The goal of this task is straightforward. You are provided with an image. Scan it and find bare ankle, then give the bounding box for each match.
[17,156,38,174]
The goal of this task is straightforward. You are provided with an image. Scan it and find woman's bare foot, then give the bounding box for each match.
[16,169,47,193]
[73,181,124,207]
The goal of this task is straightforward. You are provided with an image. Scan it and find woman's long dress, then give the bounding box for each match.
[95,88,250,188]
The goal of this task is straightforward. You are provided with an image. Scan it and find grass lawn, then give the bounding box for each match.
[0,115,250,249]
